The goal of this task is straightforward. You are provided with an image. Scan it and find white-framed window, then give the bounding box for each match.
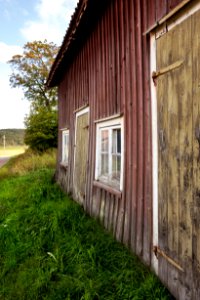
[61,129,69,165]
[95,117,124,190]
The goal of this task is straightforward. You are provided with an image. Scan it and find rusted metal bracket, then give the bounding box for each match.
[153,245,184,273]
[152,60,184,86]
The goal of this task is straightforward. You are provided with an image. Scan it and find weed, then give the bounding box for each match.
[0,153,173,300]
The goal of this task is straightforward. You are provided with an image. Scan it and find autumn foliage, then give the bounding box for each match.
[8,40,59,151]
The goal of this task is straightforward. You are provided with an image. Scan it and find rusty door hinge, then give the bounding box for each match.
[152,59,184,85]
[153,245,184,272]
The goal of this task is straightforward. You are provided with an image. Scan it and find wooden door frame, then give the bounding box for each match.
[73,106,89,201]
[150,32,159,274]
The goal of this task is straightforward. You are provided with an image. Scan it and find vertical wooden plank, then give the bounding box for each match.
[103,10,109,117]
[108,194,114,232]
[104,192,110,229]
[129,0,137,253]
[157,14,195,299]
[74,111,89,204]
[99,189,105,223]
[135,0,144,257]
[109,1,116,115]
[192,11,200,300]
[88,31,96,214]
[96,24,101,120]
[147,0,156,30]
[156,0,167,21]
[156,32,169,287]
[111,196,118,238]
[165,27,179,298]
[113,0,121,112]
[176,18,193,300]
[122,0,131,247]
[92,187,101,218]
[115,0,125,243]
[141,0,152,266]
[100,16,106,118]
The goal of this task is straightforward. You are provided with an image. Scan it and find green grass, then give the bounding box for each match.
[0,152,173,300]
[0,148,56,179]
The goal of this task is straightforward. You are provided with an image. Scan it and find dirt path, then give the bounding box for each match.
[0,157,10,168]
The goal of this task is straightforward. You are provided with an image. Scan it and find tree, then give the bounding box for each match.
[24,108,58,152]
[8,40,59,151]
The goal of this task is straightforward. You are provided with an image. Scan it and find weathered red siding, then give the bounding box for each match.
[56,0,186,263]
[57,0,153,264]
[48,0,191,299]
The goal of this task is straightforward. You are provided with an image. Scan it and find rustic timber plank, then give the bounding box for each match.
[130,0,137,253]
[115,0,125,244]
[165,23,179,298]
[157,28,169,287]
[108,193,114,232]
[192,11,200,299]
[99,189,105,223]
[135,0,144,258]
[73,111,89,204]
[92,187,101,218]
[123,0,132,247]
[177,17,193,300]
[104,191,110,229]
[112,196,119,239]
[142,0,152,265]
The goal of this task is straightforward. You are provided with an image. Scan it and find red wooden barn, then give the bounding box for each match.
[47,0,200,298]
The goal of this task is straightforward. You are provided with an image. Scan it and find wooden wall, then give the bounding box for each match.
[57,0,152,265]
[57,0,185,259]
[55,0,188,298]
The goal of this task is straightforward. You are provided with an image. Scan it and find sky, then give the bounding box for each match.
[0,0,78,129]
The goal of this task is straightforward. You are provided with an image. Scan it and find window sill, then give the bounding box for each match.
[93,180,122,198]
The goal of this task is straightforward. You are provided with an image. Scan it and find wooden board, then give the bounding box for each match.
[73,110,89,204]
[191,10,200,300]
[156,8,200,299]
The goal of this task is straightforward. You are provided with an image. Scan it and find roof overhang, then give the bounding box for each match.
[46,0,108,88]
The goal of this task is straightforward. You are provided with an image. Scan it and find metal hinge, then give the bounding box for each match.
[152,60,184,86]
[153,245,184,273]
[155,23,168,39]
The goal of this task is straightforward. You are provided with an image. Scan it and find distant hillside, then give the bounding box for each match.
[0,129,25,146]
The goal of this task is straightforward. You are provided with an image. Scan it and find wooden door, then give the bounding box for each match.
[155,10,200,299]
[74,108,89,204]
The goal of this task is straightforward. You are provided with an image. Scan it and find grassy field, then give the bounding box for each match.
[0,146,27,158]
[0,151,173,300]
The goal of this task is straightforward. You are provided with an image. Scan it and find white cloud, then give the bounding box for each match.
[0,42,22,63]
[0,65,30,129]
[21,0,78,45]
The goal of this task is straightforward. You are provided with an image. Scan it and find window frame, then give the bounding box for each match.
[95,117,124,191]
[61,129,69,166]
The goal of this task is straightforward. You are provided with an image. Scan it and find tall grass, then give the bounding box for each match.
[0,148,56,179]
[0,152,173,300]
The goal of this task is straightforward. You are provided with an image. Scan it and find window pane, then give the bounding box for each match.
[101,153,109,175]
[62,132,69,163]
[112,155,121,181]
[101,130,109,152]
[112,128,121,154]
